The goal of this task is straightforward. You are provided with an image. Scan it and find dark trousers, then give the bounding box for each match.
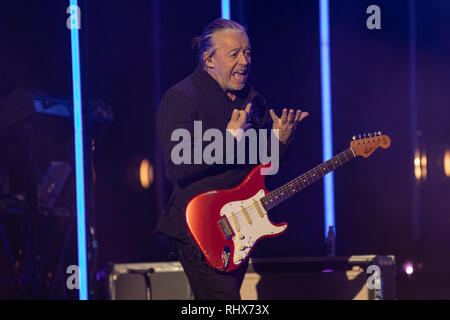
[170,236,249,300]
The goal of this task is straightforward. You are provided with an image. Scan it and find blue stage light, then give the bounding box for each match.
[221,0,230,19]
[319,0,336,238]
[69,0,88,300]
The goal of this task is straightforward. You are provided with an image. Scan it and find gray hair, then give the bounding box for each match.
[191,18,247,67]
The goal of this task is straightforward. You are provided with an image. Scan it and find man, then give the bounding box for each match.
[155,18,308,300]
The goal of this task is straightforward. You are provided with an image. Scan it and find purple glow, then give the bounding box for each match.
[321,269,334,273]
[404,262,414,275]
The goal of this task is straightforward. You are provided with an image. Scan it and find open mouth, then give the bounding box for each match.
[233,70,247,82]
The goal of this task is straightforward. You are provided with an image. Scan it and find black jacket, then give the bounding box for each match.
[155,66,290,239]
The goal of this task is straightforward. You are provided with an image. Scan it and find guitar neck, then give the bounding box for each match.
[261,147,356,211]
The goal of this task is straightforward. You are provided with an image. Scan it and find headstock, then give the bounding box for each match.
[350,131,391,158]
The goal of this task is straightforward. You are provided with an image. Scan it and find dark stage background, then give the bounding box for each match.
[0,0,449,299]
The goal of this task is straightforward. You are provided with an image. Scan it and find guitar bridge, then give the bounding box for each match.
[218,217,234,240]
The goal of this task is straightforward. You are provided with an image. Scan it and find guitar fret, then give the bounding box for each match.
[329,159,336,170]
[261,147,358,211]
[313,167,323,180]
[342,150,349,162]
[311,169,318,181]
[332,158,340,168]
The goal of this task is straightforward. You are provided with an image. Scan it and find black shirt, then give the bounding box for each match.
[155,65,290,239]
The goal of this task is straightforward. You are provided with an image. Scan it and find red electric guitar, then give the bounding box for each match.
[186,133,391,272]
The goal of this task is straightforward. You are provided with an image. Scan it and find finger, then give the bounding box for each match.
[245,102,252,114]
[280,108,288,123]
[298,111,309,122]
[294,110,302,122]
[287,109,295,123]
[243,103,252,122]
[269,109,279,122]
[239,110,248,121]
[231,109,240,121]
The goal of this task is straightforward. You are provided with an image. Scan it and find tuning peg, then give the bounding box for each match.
[368,132,372,137]
[352,135,357,140]
[378,131,382,136]
[358,134,362,139]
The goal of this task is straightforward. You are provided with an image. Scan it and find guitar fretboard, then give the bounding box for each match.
[260,148,356,211]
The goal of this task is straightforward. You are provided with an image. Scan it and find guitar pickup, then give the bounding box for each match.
[252,199,265,217]
[241,206,252,225]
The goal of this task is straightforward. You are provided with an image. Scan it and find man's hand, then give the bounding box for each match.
[269,108,309,144]
[226,103,252,140]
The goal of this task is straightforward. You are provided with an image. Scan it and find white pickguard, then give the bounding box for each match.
[220,190,287,266]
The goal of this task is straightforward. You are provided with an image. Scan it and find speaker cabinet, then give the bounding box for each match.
[107,261,192,300]
[107,255,395,300]
[241,255,396,300]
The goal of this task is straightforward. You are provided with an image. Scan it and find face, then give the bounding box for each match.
[204,30,252,92]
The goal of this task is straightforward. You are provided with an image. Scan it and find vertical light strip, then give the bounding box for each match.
[319,0,335,238]
[69,0,88,300]
[221,0,230,19]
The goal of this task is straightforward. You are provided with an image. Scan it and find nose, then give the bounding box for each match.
[238,51,250,66]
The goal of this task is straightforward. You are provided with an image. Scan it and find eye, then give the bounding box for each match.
[231,51,239,58]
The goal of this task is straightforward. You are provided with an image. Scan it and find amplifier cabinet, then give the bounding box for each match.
[107,261,193,300]
[106,255,395,300]
[241,255,396,300]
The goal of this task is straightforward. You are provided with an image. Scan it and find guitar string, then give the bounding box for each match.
[224,138,383,225]
[228,146,355,217]
[266,148,354,199]
[257,136,384,206]
[226,146,356,224]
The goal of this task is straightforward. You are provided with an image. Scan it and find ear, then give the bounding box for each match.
[203,51,214,68]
